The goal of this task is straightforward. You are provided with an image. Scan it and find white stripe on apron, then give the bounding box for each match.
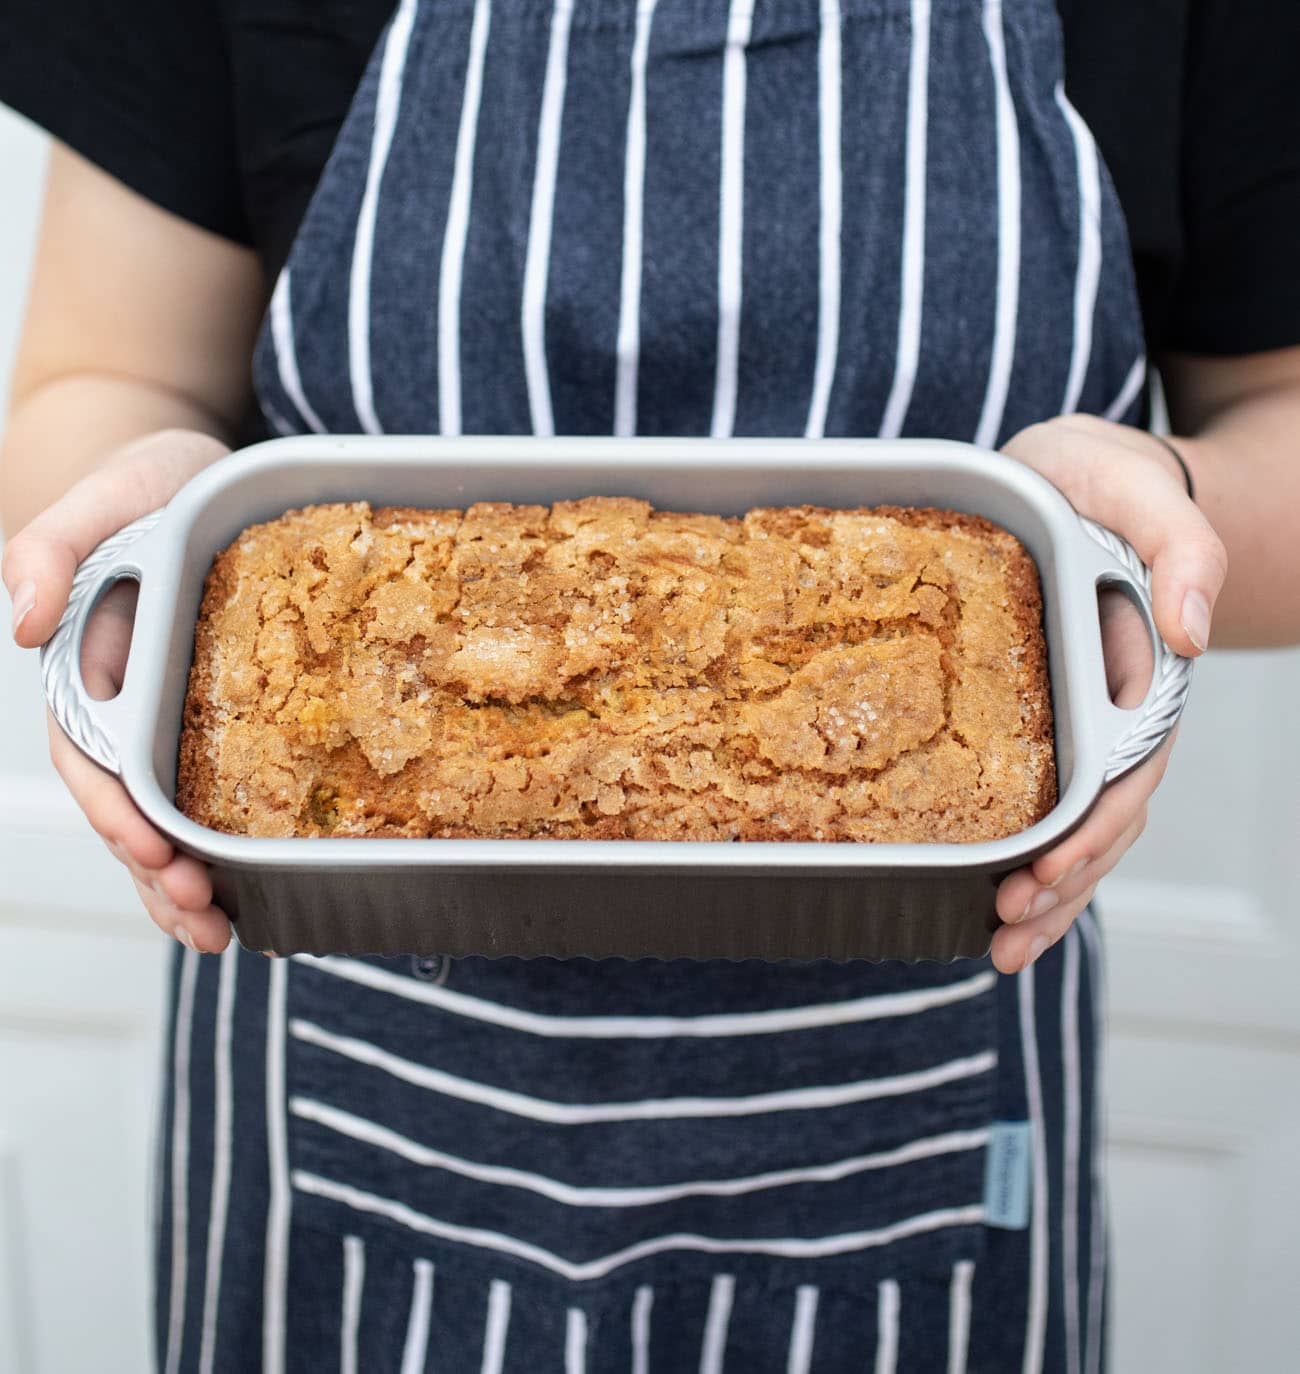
[631,1283,654,1374]
[522,0,574,436]
[710,0,754,438]
[196,945,237,1374]
[1062,927,1085,1374]
[613,0,657,436]
[399,1259,436,1374]
[787,1284,820,1374]
[349,0,418,434]
[291,1171,988,1281]
[269,271,326,435]
[481,1278,513,1374]
[340,1234,365,1374]
[262,958,290,1374]
[875,1278,901,1374]
[879,0,930,440]
[1020,961,1049,1374]
[1055,83,1103,417]
[294,953,997,1033]
[163,949,200,1374]
[700,1273,735,1374]
[947,1258,975,1374]
[803,0,841,439]
[438,0,492,436]
[289,1098,990,1205]
[975,0,1022,450]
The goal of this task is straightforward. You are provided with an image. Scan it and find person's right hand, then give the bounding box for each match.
[3,429,235,953]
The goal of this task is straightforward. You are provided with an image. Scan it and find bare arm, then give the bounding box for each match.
[1161,347,1300,647]
[0,142,265,534]
[0,142,264,954]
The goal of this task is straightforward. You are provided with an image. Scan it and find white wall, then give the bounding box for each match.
[0,110,47,772]
[1,102,1298,1374]
[0,110,169,1374]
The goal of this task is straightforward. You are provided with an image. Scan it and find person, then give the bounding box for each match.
[1,1,1297,1369]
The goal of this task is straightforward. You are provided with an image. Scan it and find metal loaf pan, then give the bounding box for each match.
[41,436,1192,962]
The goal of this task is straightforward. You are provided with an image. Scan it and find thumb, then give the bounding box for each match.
[2,428,229,648]
[1147,505,1228,657]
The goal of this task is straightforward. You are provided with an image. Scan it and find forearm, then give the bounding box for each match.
[0,145,264,538]
[0,373,231,536]
[1172,379,1300,648]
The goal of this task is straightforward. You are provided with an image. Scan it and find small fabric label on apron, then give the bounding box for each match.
[983,1121,1033,1229]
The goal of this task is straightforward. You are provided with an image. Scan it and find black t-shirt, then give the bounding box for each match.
[2,0,1298,358]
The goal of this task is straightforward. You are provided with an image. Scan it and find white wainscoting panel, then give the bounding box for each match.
[0,1135,35,1374]
[0,925,168,1374]
[1107,1038,1300,1374]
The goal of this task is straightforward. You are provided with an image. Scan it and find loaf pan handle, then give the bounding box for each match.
[40,509,166,777]
[1077,515,1194,784]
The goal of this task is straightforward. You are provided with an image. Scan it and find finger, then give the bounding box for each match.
[1085,806,1149,885]
[1021,806,1149,918]
[47,711,174,870]
[120,850,216,915]
[1029,730,1170,886]
[131,875,233,954]
[1003,416,1227,658]
[80,581,138,698]
[152,855,216,913]
[1098,589,1153,708]
[3,428,228,647]
[995,738,1168,924]
[991,884,1097,975]
[179,906,235,955]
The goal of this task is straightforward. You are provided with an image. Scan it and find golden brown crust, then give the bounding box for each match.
[176,499,1056,842]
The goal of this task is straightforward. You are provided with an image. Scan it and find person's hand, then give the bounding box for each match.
[990,412,1227,974]
[3,429,234,953]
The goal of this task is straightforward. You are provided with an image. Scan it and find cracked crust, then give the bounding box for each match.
[175,498,1056,842]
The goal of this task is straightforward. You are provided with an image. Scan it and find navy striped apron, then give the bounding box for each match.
[154,2,1146,1370]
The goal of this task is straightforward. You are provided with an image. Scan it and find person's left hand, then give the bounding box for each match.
[989,412,1227,974]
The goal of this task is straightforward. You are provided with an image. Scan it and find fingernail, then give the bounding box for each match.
[149,877,168,899]
[1181,589,1211,653]
[176,926,198,952]
[1024,935,1052,969]
[1049,856,1091,888]
[10,579,36,637]
[1021,889,1059,922]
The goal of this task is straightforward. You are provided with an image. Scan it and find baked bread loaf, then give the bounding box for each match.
[177,498,1055,841]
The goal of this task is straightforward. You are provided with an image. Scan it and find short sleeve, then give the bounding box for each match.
[0,0,250,245]
[1166,0,1300,355]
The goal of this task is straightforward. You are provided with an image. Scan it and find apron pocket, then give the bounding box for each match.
[282,954,998,1295]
